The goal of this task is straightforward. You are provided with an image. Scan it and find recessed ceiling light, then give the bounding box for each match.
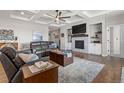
[21,12,24,15]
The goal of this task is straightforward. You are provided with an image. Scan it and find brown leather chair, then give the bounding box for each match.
[0,46,50,83]
[0,47,23,83]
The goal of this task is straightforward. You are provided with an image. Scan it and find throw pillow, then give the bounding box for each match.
[13,56,25,69]
[18,53,39,63]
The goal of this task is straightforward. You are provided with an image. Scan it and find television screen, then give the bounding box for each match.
[72,23,86,34]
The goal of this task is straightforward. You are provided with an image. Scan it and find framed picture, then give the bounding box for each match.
[32,32,43,41]
[0,29,14,40]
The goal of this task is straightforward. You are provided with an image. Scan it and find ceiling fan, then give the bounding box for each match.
[44,10,71,24]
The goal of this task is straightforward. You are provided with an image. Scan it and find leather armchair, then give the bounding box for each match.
[0,47,23,83]
[0,47,49,83]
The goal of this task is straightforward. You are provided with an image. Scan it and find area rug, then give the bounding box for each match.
[58,57,104,83]
[121,67,124,83]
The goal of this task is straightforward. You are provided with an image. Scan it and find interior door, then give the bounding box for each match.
[110,25,120,57]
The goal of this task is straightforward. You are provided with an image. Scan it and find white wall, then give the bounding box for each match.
[106,12,124,58]
[120,25,124,58]
[106,12,124,26]
[0,17,49,43]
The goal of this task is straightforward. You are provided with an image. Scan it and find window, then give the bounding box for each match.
[32,32,42,41]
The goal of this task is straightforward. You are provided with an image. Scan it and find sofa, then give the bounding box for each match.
[0,47,49,83]
[30,41,57,58]
[0,47,23,83]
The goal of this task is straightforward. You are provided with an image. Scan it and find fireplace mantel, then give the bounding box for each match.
[72,37,88,53]
[71,34,88,37]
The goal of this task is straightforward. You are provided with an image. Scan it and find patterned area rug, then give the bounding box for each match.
[121,67,124,83]
[58,57,104,83]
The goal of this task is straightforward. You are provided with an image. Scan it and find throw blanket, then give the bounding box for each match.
[18,53,39,63]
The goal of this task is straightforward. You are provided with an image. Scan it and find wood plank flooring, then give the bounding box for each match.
[0,63,8,83]
[74,53,124,83]
[0,53,124,83]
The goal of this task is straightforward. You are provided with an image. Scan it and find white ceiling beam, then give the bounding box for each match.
[50,23,65,27]
[34,20,48,24]
[69,10,89,19]
[26,10,40,14]
[93,10,116,17]
[28,10,41,21]
[10,14,30,21]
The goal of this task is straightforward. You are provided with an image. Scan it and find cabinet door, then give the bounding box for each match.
[89,43,95,54]
[94,44,101,55]
[89,43,101,55]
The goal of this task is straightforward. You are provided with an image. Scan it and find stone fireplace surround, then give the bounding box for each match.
[72,37,88,53]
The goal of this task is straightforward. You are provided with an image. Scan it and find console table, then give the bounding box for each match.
[22,61,59,83]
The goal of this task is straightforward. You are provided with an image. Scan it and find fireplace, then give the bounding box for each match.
[75,40,84,49]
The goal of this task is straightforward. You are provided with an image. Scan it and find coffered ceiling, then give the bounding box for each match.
[0,10,118,27]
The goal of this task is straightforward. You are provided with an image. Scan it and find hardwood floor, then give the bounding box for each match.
[0,63,8,83]
[74,52,124,83]
[0,52,124,83]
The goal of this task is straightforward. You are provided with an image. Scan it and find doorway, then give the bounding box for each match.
[107,25,124,58]
[48,27,60,49]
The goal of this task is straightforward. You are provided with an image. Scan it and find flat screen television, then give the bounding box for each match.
[72,23,86,34]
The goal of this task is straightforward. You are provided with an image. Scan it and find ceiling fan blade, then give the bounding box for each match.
[59,11,62,16]
[59,18,71,24]
[59,18,66,22]
[60,16,71,18]
[44,13,55,18]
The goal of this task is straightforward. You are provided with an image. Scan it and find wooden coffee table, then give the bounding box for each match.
[50,50,73,66]
[21,61,59,83]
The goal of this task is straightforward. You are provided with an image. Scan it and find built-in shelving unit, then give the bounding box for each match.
[89,23,102,44]
[88,23,102,55]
